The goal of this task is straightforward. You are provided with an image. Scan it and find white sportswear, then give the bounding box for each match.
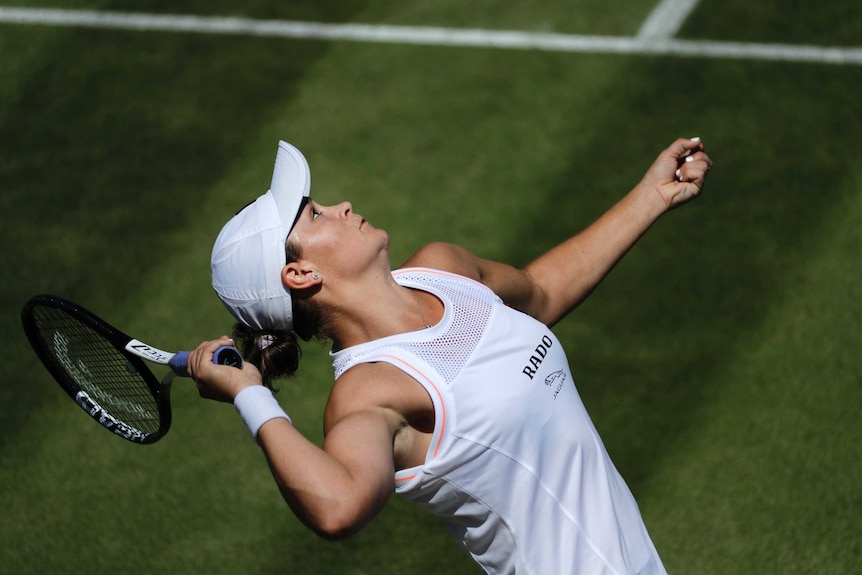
[331,268,667,575]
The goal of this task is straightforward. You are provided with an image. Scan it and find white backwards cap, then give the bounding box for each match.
[211,141,311,331]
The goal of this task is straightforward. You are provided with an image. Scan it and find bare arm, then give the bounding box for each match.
[522,137,712,324]
[256,406,398,539]
[408,138,713,326]
[187,338,400,540]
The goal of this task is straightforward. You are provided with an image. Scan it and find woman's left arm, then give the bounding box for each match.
[413,138,712,326]
[521,137,712,325]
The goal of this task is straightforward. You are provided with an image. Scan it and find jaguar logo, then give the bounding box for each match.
[545,370,567,399]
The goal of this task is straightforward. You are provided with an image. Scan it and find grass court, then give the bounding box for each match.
[1,1,860,573]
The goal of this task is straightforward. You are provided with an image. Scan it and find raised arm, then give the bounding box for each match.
[521,137,712,325]
[408,138,712,326]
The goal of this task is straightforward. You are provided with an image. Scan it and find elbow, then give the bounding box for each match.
[290,498,370,541]
[308,510,365,541]
[313,523,356,541]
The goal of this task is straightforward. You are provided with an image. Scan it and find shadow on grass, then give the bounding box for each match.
[503,57,861,492]
[0,0,369,445]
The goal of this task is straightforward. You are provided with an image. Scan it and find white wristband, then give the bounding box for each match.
[233,385,291,441]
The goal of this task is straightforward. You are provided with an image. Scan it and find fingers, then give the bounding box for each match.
[667,136,712,181]
[187,336,234,378]
[676,151,712,185]
[671,136,704,158]
[642,137,713,210]
[187,336,252,403]
[675,150,713,184]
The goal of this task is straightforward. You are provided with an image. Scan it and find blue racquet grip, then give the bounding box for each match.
[169,345,243,377]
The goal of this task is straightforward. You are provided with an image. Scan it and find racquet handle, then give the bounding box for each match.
[169,346,244,377]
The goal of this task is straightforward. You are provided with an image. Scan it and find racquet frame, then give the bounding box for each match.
[23,295,174,444]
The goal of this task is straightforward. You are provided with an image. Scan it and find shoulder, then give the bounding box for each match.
[402,243,542,317]
[323,362,432,436]
[399,242,483,281]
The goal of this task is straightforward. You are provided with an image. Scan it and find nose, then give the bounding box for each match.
[337,201,352,220]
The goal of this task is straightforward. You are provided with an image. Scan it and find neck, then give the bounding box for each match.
[325,274,438,350]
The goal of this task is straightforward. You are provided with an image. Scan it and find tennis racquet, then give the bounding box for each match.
[21,294,243,444]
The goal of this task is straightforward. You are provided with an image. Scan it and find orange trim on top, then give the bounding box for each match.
[378,353,446,460]
[390,268,469,484]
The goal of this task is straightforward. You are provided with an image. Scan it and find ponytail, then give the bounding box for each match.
[232,323,301,390]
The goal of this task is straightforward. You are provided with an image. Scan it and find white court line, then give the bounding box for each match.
[638,0,701,41]
[1,7,861,66]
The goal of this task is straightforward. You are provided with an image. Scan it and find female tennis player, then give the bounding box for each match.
[188,137,712,574]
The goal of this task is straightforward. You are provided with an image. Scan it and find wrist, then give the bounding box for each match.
[233,385,291,442]
[633,180,673,218]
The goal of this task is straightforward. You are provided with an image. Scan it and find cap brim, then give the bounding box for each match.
[270,140,311,228]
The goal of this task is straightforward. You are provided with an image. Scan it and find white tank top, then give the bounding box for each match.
[331,268,667,575]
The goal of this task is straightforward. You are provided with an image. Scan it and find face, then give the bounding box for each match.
[285,198,389,281]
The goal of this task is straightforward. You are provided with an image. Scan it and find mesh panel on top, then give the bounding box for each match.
[331,269,497,385]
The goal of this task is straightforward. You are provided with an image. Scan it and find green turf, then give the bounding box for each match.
[1,1,861,573]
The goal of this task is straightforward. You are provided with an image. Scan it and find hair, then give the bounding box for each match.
[231,236,330,390]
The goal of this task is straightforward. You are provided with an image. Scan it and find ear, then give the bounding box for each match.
[282,261,321,290]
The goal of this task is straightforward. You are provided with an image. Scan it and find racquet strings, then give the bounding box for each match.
[30,303,161,435]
